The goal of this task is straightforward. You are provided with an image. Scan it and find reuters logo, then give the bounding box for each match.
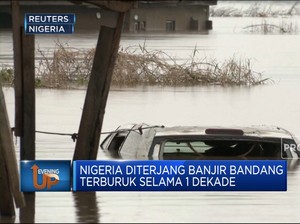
[31,164,60,190]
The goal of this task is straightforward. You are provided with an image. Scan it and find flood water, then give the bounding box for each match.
[1,10,300,223]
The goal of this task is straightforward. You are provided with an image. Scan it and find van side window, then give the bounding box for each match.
[107,132,127,152]
[100,134,114,150]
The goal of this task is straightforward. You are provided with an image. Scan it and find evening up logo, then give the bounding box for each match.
[20,160,71,192]
[31,164,59,190]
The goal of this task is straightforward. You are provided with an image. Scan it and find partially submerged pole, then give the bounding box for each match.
[73,12,124,160]
[19,27,36,223]
[20,28,36,161]
[12,0,36,160]
[11,0,36,220]
[0,85,25,216]
[73,2,133,160]
[11,0,22,137]
[0,139,15,217]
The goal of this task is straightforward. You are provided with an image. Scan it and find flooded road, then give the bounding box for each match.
[1,13,300,223]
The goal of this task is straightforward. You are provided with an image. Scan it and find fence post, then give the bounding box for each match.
[73,12,125,160]
[0,85,25,217]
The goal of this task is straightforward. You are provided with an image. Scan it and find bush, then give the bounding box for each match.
[0,41,271,88]
[113,46,270,86]
[243,19,298,34]
[0,65,14,85]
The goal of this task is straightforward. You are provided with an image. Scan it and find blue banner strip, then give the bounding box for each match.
[72,160,287,192]
[25,24,74,34]
[25,13,76,24]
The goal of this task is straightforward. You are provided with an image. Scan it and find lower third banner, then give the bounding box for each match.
[72,160,287,191]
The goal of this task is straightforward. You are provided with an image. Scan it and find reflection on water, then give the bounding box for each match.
[0,217,15,224]
[288,159,300,174]
[19,193,35,224]
[73,192,99,223]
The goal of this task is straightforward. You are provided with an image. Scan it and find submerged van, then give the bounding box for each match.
[100,123,300,160]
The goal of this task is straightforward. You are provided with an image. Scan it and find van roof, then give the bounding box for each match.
[152,125,293,139]
[116,123,294,139]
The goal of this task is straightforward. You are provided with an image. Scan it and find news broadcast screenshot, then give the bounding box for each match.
[0,0,300,223]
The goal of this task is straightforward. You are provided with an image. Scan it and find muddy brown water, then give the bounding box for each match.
[1,14,300,223]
